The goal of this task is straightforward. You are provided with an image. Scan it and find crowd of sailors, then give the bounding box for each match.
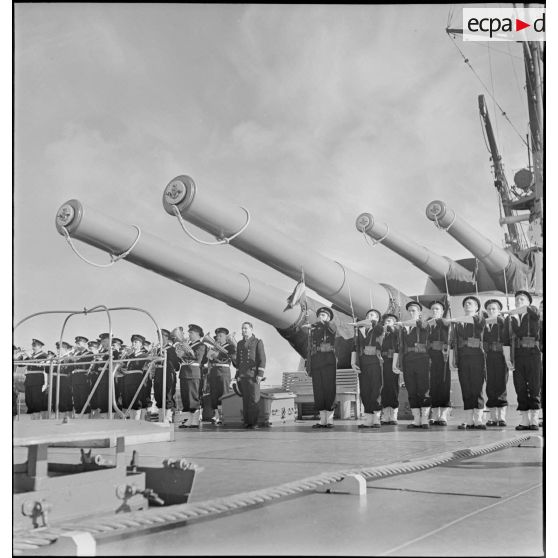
[13,289,542,432]
[13,321,266,429]
[308,289,542,431]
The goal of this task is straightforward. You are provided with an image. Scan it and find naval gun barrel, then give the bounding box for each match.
[425,200,530,292]
[162,175,410,318]
[54,200,355,366]
[355,212,475,291]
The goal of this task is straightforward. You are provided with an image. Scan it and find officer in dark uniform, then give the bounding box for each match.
[380,313,401,425]
[152,329,180,423]
[352,309,385,428]
[178,325,207,429]
[51,341,74,417]
[508,290,542,430]
[233,322,266,429]
[428,301,452,426]
[397,301,431,429]
[89,333,119,418]
[306,307,337,429]
[70,336,93,417]
[121,334,150,420]
[454,296,487,429]
[24,339,49,419]
[484,299,512,426]
[207,327,236,425]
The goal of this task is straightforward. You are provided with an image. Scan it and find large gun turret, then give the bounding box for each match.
[355,212,475,294]
[162,175,412,318]
[55,200,355,366]
[425,200,536,293]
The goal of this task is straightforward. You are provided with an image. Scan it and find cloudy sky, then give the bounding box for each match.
[13,4,535,384]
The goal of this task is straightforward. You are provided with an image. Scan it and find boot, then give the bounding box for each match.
[528,409,540,430]
[430,407,440,425]
[515,410,530,430]
[420,407,431,429]
[438,407,450,426]
[371,411,382,428]
[165,409,174,423]
[407,408,421,429]
[497,406,507,426]
[312,410,326,428]
[212,408,221,425]
[325,410,334,428]
[358,412,374,428]
[458,409,475,429]
[189,409,201,428]
[179,411,193,429]
[381,407,391,425]
[390,407,399,425]
[473,408,486,429]
[486,408,498,427]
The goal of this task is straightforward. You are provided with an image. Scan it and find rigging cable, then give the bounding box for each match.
[448,34,528,149]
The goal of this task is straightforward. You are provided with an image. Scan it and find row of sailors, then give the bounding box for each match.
[14,322,265,428]
[308,290,542,431]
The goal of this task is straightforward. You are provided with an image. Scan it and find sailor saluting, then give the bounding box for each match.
[306,307,337,429]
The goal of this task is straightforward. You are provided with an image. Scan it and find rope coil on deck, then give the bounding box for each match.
[171,205,250,245]
[13,434,536,554]
[61,225,141,268]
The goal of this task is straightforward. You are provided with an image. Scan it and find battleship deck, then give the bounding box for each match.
[13,411,544,556]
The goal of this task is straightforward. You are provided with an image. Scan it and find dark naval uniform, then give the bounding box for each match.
[121,347,150,411]
[307,322,337,413]
[399,321,431,409]
[153,343,180,410]
[428,318,452,410]
[24,349,49,414]
[71,347,94,414]
[508,306,542,413]
[234,335,266,427]
[179,340,207,413]
[483,317,510,410]
[208,343,236,412]
[51,354,74,413]
[381,326,400,410]
[355,323,384,414]
[90,347,119,413]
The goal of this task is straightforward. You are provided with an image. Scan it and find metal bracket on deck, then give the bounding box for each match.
[516,435,543,448]
[21,499,52,528]
[314,473,367,496]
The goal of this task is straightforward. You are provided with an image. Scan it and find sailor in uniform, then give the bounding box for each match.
[88,339,100,355]
[141,339,154,413]
[428,301,452,426]
[121,334,150,420]
[89,333,118,418]
[454,296,487,430]
[207,327,236,425]
[508,290,542,430]
[397,301,431,429]
[24,339,49,419]
[152,329,180,423]
[352,309,385,428]
[178,324,207,429]
[380,313,401,425]
[51,341,74,417]
[111,337,124,407]
[70,336,93,417]
[483,299,512,426]
[307,307,337,429]
[233,322,266,429]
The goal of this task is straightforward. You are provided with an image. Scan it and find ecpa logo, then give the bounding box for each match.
[463,8,545,42]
